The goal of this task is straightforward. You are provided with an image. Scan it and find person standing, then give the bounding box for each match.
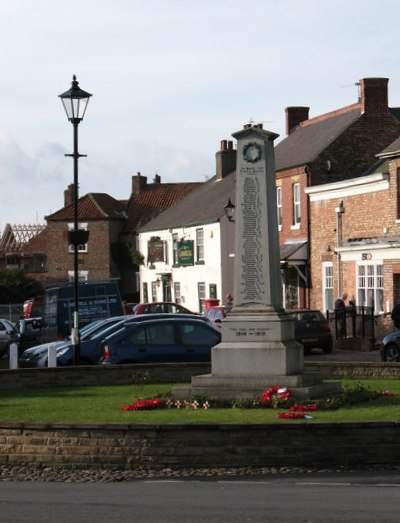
[335,292,348,337]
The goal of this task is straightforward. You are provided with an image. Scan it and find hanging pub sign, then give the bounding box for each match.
[177,240,194,266]
[147,238,165,263]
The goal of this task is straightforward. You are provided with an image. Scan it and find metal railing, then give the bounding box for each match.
[0,304,24,323]
[327,305,375,350]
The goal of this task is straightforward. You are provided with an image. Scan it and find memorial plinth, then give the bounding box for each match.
[174,124,341,401]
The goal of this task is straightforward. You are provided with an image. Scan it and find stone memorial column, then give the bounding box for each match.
[182,124,341,400]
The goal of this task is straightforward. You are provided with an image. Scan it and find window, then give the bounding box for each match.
[198,282,206,312]
[174,282,181,304]
[68,270,88,282]
[172,233,179,265]
[292,183,301,226]
[276,186,282,229]
[357,263,383,313]
[196,228,204,262]
[143,282,148,303]
[180,322,220,346]
[151,282,158,302]
[322,262,334,311]
[397,168,400,220]
[129,323,175,346]
[68,223,88,253]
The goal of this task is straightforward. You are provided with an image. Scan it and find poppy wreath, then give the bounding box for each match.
[121,398,165,411]
[260,386,292,407]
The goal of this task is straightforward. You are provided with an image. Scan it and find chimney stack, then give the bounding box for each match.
[360,77,389,114]
[285,106,310,135]
[216,140,236,180]
[132,172,148,195]
[64,184,74,207]
[153,173,161,184]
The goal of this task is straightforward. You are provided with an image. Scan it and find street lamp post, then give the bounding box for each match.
[59,75,92,364]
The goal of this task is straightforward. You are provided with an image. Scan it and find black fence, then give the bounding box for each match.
[0,304,23,323]
[327,305,375,350]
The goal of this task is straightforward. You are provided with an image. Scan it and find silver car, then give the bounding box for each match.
[0,318,18,358]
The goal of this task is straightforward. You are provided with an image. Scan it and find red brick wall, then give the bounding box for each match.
[309,163,400,312]
[46,220,123,284]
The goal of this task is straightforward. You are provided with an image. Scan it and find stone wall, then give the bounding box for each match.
[0,361,398,390]
[0,421,399,469]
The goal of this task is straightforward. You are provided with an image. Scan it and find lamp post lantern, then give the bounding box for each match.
[59,75,92,364]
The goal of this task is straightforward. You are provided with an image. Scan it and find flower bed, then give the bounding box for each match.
[121,384,395,419]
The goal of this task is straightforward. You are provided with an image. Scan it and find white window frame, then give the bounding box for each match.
[291,183,301,228]
[198,282,206,312]
[67,270,88,282]
[357,262,384,314]
[68,222,88,253]
[196,228,204,262]
[151,281,158,302]
[276,186,282,231]
[322,262,334,312]
[172,233,179,265]
[174,282,181,304]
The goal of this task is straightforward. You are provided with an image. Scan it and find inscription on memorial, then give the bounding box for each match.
[239,160,266,303]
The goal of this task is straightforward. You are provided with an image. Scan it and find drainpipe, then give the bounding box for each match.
[305,165,311,308]
[335,201,345,296]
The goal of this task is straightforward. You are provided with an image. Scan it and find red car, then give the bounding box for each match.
[132,302,196,315]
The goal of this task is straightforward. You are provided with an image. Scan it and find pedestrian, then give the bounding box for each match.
[225,293,233,312]
[335,292,348,337]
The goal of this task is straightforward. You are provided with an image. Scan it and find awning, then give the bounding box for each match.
[280,241,308,263]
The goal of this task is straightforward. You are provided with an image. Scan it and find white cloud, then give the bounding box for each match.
[1,0,400,226]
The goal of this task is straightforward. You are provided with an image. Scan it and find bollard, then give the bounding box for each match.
[48,343,57,367]
[9,342,19,369]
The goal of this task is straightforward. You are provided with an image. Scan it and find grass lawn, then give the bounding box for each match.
[0,379,399,425]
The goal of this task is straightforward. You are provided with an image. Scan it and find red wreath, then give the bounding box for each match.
[260,386,291,405]
[121,398,165,411]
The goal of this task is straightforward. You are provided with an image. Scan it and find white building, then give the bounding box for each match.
[138,141,237,312]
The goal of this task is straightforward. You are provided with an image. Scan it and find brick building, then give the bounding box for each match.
[306,135,400,330]
[45,173,201,300]
[275,77,400,309]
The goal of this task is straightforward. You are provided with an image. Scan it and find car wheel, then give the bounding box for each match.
[323,340,333,354]
[383,343,400,362]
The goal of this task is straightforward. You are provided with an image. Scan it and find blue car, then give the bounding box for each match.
[101,317,221,365]
[19,314,210,367]
[381,331,400,362]
[18,317,128,368]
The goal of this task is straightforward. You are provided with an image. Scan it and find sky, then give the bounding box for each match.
[1,0,400,228]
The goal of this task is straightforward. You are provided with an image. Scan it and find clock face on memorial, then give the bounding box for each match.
[243,142,262,163]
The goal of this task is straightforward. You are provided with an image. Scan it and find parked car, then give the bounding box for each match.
[100,317,221,365]
[203,305,228,327]
[380,331,400,362]
[289,309,333,354]
[0,318,18,358]
[132,302,195,315]
[19,313,208,368]
[19,316,129,368]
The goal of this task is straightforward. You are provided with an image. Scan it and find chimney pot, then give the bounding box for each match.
[360,77,389,114]
[285,106,310,135]
[216,139,236,180]
[64,184,74,207]
[132,172,148,195]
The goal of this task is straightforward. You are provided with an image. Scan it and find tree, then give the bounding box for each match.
[0,269,44,303]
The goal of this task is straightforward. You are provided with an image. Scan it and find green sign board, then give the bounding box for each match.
[177,240,194,266]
